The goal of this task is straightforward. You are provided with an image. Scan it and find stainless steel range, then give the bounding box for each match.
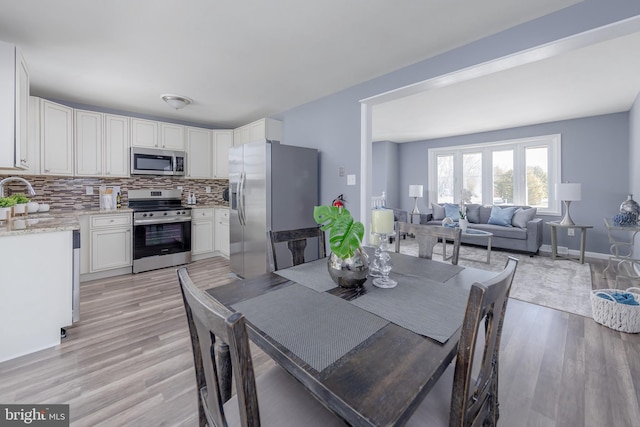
[128,189,192,273]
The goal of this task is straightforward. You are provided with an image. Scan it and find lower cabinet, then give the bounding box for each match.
[215,208,229,257]
[80,213,132,280]
[192,207,229,260]
[192,208,214,257]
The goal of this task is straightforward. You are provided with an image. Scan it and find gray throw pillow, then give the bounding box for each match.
[465,204,481,223]
[512,207,537,228]
[431,203,445,220]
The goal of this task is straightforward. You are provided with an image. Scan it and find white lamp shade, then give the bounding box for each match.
[555,183,581,201]
[409,185,423,198]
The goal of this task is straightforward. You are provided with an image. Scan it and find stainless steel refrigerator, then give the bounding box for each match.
[229,140,319,278]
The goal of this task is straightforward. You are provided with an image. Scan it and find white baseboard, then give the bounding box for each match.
[539,244,609,260]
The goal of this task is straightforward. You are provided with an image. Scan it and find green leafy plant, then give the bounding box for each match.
[0,197,17,208]
[9,193,30,204]
[313,205,364,259]
[459,202,467,220]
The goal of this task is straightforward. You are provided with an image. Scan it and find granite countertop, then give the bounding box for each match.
[0,208,133,237]
[0,205,228,237]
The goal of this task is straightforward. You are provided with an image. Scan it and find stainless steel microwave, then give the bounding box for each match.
[131,147,186,176]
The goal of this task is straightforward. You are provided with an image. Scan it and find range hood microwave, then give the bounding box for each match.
[131,147,186,176]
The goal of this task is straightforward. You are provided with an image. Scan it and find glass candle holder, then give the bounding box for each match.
[371,232,397,288]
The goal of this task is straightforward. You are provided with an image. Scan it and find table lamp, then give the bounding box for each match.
[409,185,423,214]
[555,183,581,226]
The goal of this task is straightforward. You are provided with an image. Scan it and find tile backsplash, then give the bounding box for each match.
[0,174,229,211]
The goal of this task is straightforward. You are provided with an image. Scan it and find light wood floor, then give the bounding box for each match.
[1,256,639,426]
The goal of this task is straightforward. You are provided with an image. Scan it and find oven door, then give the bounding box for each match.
[133,219,191,273]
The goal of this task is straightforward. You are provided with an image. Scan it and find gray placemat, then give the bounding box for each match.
[275,258,337,292]
[350,274,470,343]
[232,284,389,371]
[363,245,463,283]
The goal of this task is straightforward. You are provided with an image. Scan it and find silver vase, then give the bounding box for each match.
[327,247,369,288]
[620,194,640,220]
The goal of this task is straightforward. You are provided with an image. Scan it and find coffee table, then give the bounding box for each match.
[442,227,493,264]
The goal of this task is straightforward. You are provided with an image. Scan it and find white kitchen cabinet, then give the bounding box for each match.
[233,118,282,146]
[131,118,158,148]
[160,123,185,150]
[0,96,39,175]
[104,114,130,177]
[0,41,29,169]
[186,126,213,179]
[41,99,74,176]
[70,109,132,178]
[213,130,232,178]
[215,208,229,256]
[192,208,215,258]
[75,109,103,176]
[89,213,132,272]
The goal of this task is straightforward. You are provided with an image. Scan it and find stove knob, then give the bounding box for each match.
[142,213,147,218]
[176,211,181,215]
[149,213,154,217]
[182,211,187,215]
[164,212,168,216]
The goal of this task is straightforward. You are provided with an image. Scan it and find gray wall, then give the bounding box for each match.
[396,113,629,254]
[274,0,640,224]
[630,92,640,258]
[372,141,399,208]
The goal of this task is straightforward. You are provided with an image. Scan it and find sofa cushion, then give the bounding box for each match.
[443,203,461,221]
[488,206,518,227]
[431,203,445,220]
[479,206,492,224]
[469,223,527,240]
[512,207,537,228]
[465,204,481,223]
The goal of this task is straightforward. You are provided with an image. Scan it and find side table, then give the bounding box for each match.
[547,221,593,264]
[603,218,640,275]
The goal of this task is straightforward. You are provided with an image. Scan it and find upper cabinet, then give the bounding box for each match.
[75,109,129,177]
[40,99,74,176]
[233,118,282,146]
[186,126,213,179]
[131,119,185,150]
[104,114,130,177]
[0,41,29,169]
[131,118,158,148]
[213,130,232,178]
[160,123,185,150]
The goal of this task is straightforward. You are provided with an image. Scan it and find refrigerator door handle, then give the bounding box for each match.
[238,171,246,225]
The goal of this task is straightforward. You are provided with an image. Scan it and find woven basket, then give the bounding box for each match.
[590,287,640,333]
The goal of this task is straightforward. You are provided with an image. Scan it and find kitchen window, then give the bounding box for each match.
[428,134,561,215]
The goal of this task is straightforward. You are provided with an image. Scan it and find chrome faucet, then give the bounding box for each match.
[0,176,37,198]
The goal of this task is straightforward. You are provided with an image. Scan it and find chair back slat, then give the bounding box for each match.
[450,256,518,427]
[395,222,462,264]
[178,268,261,427]
[268,227,326,271]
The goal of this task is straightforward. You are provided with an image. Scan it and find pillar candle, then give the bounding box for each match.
[371,208,394,234]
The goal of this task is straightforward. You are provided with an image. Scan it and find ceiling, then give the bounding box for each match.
[372,29,640,143]
[0,0,580,130]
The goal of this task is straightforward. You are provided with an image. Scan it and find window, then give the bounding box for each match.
[428,134,561,215]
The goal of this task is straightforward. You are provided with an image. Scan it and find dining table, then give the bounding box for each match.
[206,246,497,426]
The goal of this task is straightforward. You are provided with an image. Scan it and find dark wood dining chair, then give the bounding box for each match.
[405,256,519,427]
[268,226,326,271]
[177,267,346,427]
[395,222,462,265]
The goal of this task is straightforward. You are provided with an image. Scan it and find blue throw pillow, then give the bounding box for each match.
[487,206,518,227]
[444,203,461,221]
